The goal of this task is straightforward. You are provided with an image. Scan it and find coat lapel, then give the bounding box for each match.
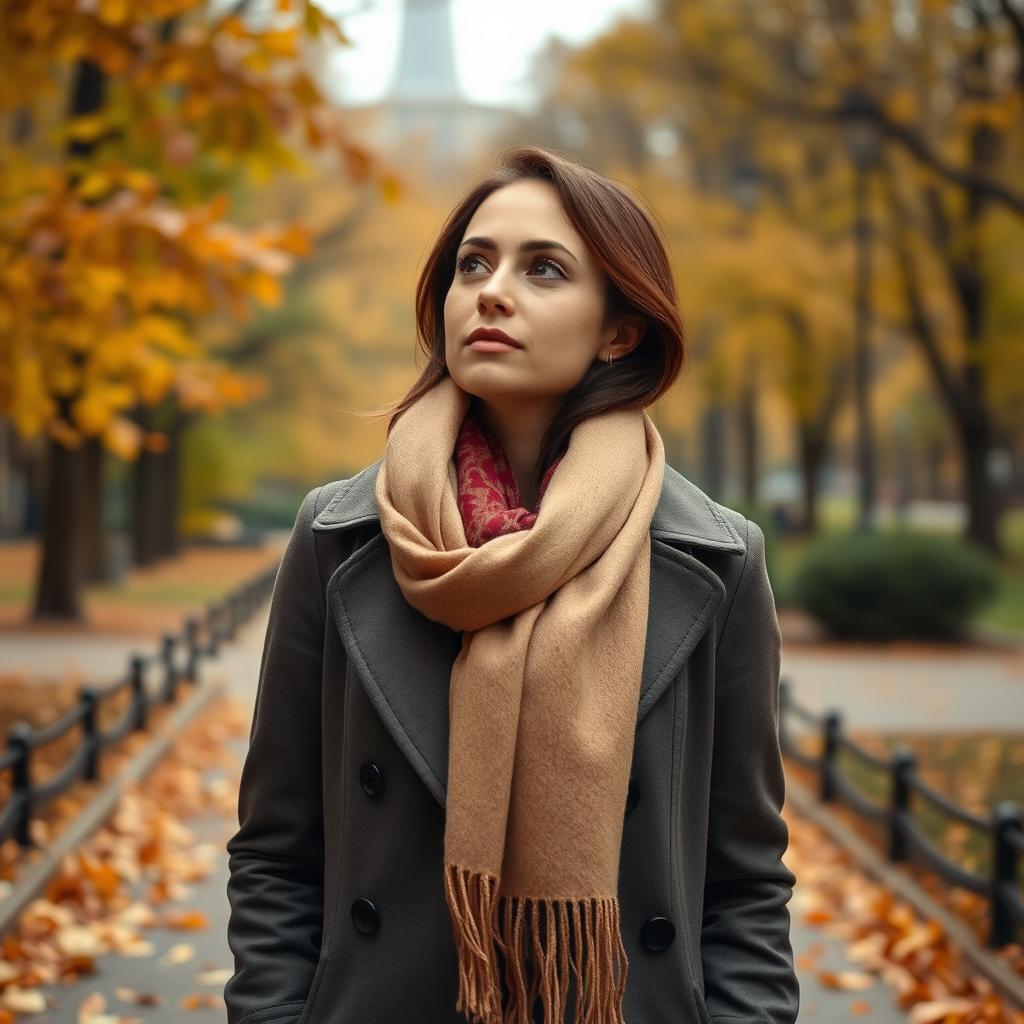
[313,457,746,808]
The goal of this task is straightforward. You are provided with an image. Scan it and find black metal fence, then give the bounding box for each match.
[779,678,1024,948]
[0,563,279,849]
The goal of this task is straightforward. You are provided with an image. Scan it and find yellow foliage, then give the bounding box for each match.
[0,0,397,461]
[66,113,111,143]
[379,173,404,207]
[137,315,201,357]
[98,0,132,27]
[71,382,136,434]
[248,271,283,308]
[102,415,144,460]
[134,354,177,405]
[304,2,352,46]
[7,358,54,437]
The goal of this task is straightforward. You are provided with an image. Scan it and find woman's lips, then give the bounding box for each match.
[467,339,520,352]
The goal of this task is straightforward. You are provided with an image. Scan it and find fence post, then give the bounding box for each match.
[888,747,915,862]
[990,800,1022,948]
[161,633,178,703]
[224,592,238,641]
[206,601,221,657]
[8,722,33,847]
[184,616,201,684]
[130,654,149,731]
[79,686,100,781]
[821,710,841,803]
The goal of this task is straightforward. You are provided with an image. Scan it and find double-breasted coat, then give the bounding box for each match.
[223,456,800,1024]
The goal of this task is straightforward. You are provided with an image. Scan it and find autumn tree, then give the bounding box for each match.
[558,0,1023,553]
[0,0,399,618]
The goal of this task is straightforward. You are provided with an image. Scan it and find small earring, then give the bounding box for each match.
[606,353,614,366]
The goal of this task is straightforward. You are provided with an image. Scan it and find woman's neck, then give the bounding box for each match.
[474,396,559,509]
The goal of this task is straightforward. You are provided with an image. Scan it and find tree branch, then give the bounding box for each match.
[877,156,969,422]
[676,49,1024,216]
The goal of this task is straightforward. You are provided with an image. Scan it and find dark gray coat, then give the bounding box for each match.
[224,457,799,1024]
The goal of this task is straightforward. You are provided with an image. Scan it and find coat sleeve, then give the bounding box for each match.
[224,486,327,1024]
[699,517,800,1024]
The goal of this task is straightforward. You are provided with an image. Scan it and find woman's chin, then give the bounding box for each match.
[451,369,529,400]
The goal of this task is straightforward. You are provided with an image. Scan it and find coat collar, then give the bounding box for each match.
[313,457,744,808]
[313,456,746,552]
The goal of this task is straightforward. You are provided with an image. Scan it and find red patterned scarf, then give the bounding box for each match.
[455,408,563,546]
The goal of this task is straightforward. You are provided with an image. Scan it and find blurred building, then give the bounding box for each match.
[339,0,517,179]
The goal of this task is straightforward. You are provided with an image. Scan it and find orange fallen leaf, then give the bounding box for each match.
[163,910,208,931]
[818,970,875,991]
[0,986,47,1013]
[114,986,162,1007]
[907,998,976,1024]
[180,992,223,1010]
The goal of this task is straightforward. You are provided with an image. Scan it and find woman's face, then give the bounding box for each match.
[444,178,616,404]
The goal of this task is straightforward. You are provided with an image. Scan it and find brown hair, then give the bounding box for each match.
[361,144,686,498]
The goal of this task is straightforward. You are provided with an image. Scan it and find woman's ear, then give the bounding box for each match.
[600,315,647,361]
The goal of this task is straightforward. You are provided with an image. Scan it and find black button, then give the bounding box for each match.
[625,776,640,815]
[359,761,386,799]
[640,916,675,952]
[351,898,380,935]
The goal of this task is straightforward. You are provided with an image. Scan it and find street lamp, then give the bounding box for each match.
[841,85,882,532]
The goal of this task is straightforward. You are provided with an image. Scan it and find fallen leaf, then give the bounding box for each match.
[196,966,232,985]
[163,909,208,931]
[0,986,48,1013]
[907,998,976,1023]
[160,942,195,965]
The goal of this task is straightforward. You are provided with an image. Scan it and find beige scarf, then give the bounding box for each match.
[374,374,665,1024]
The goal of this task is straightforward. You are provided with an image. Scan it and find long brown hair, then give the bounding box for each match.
[360,144,687,498]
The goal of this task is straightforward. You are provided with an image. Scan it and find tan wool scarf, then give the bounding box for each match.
[374,374,666,1024]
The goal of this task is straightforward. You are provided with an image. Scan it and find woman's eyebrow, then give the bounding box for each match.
[457,235,578,265]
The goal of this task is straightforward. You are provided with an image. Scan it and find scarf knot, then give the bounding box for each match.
[455,409,563,546]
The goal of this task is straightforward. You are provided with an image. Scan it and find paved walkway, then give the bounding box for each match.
[2,614,980,1021]
[0,614,267,1023]
[781,644,1024,733]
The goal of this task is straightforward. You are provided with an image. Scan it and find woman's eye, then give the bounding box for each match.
[456,254,484,274]
[531,257,566,279]
[455,253,565,279]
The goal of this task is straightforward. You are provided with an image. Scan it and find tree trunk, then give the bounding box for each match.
[31,58,107,618]
[33,413,87,620]
[132,407,162,567]
[82,437,110,581]
[157,410,184,557]
[796,428,825,534]
[738,364,759,505]
[959,415,1002,552]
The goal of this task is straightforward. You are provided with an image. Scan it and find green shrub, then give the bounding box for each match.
[790,528,999,641]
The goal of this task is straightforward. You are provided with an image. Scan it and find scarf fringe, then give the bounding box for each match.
[444,863,629,1024]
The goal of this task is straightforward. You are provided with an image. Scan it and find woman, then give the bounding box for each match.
[224,145,799,1024]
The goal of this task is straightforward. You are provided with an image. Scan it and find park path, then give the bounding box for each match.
[780,641,1024,733]
[0,605,961,1021]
